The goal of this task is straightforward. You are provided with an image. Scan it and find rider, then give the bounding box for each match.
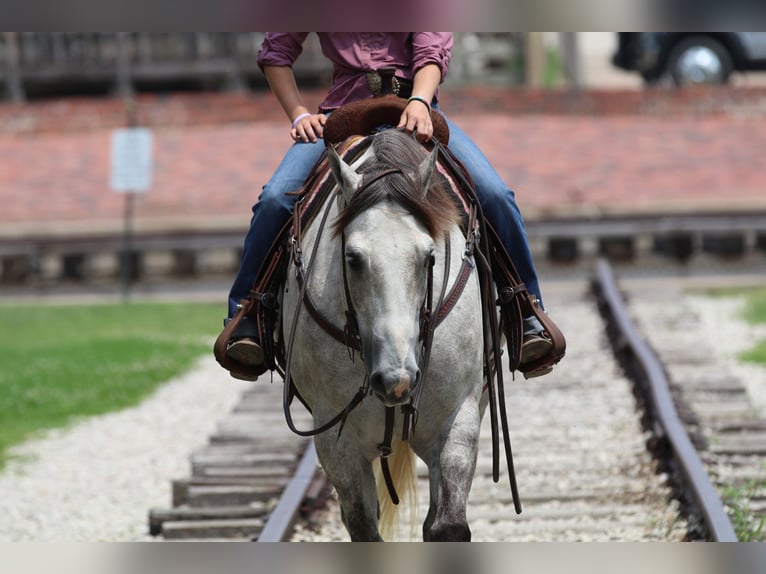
[224,33,559,380]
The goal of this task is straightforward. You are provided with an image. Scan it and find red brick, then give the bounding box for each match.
[0,88,764,237]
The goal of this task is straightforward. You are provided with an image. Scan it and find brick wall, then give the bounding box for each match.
[2,86,765,135]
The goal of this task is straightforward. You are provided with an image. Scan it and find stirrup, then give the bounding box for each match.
[517,297,565,379]
[521,333,553,364]
[226,337,265,367]
[523,363,554,379]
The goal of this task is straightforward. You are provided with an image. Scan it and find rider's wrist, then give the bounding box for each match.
[291,112,312,128]
[407,96,431,110]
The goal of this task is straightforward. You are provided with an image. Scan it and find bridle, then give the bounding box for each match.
[282,154,479,503]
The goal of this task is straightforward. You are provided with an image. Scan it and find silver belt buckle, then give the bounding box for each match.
[366,72,400,97]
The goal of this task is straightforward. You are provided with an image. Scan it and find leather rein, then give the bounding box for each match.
[281,153,479,504]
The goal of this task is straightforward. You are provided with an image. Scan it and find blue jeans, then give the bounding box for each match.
[228,114,542,317]
[444,118,542,308]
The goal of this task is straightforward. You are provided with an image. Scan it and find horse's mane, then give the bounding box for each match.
[332,130,462,239]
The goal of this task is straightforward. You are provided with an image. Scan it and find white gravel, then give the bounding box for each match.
[0,354,249,542]
[685,294,766,417]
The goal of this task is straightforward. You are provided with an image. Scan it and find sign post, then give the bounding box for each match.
[110,123,153,301]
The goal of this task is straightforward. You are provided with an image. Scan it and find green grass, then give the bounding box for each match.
[722,479,766,542]
[0,301,224,467]
[738,288,766,366]
[705,288,766,539]
[705,287,766,367]
[742,342,766,364]
[543,48,564,89]
[738,287,766,322]
[736,290,766,539]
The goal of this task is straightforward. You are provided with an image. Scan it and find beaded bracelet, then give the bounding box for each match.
[407,96,431,109]
[291,112,312,128]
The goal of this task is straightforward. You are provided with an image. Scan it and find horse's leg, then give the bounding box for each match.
[418,399,481,542]
[314,433,382,541]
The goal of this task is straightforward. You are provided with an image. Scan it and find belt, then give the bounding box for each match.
[366,67,413,99]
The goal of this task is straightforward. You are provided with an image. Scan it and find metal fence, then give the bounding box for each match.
[1,32,526,100]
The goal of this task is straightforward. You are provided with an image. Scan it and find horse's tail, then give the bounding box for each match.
[375,438,419,541]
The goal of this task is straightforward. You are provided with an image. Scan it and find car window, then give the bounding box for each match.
[738,33,766,59]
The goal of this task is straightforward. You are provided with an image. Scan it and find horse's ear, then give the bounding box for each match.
[327,144,362,204]
[417,146,439,199]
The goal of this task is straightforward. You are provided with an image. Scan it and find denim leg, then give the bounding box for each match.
[228,139,326,317]
[442,115,543,306]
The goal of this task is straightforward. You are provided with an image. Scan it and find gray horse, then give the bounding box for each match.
[282,129,486,541]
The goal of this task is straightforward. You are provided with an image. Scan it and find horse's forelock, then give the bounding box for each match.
[332,131,461,238]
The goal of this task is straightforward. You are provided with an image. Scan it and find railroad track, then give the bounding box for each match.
[592,259,737,542]
[611,265,766,541]
[149,259,764,541]
[148,381,326,541]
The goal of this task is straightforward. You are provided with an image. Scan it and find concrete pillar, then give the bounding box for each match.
[524,32,546,88]
[3,32,24,101]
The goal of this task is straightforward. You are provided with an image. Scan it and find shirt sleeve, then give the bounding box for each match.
[411,33,453,81]
[256,33,310,70]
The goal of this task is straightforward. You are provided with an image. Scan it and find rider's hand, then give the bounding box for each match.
[397,99,433,142]
[291,113,327,143]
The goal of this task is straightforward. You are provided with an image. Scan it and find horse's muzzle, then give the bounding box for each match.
[370,368,420,406]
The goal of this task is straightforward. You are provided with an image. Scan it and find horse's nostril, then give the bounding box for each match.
[370,372,399,404]
[369,369,418,404]
[369,372,386,396]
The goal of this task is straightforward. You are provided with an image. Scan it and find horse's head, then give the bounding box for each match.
[327,130,460,407]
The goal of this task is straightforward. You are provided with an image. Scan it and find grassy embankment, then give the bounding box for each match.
[0,302,223,467]
[709,287,766,541]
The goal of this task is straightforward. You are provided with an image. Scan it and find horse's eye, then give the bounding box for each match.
[345,250,364,271]
[426,250,435,268]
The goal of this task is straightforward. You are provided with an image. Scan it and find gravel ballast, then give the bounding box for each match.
[0,356,249,542]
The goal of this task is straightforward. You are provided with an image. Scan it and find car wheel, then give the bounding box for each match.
[667,36,733,86]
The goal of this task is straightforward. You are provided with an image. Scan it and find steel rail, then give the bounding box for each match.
[592,257,738,542]
[257,440,322,542]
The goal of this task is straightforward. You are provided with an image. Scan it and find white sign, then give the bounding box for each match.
[110,128,153,192]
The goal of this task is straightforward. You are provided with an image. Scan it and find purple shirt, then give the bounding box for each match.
[257,33,453,112]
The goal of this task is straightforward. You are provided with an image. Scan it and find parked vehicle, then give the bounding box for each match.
[612,32,766,86]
